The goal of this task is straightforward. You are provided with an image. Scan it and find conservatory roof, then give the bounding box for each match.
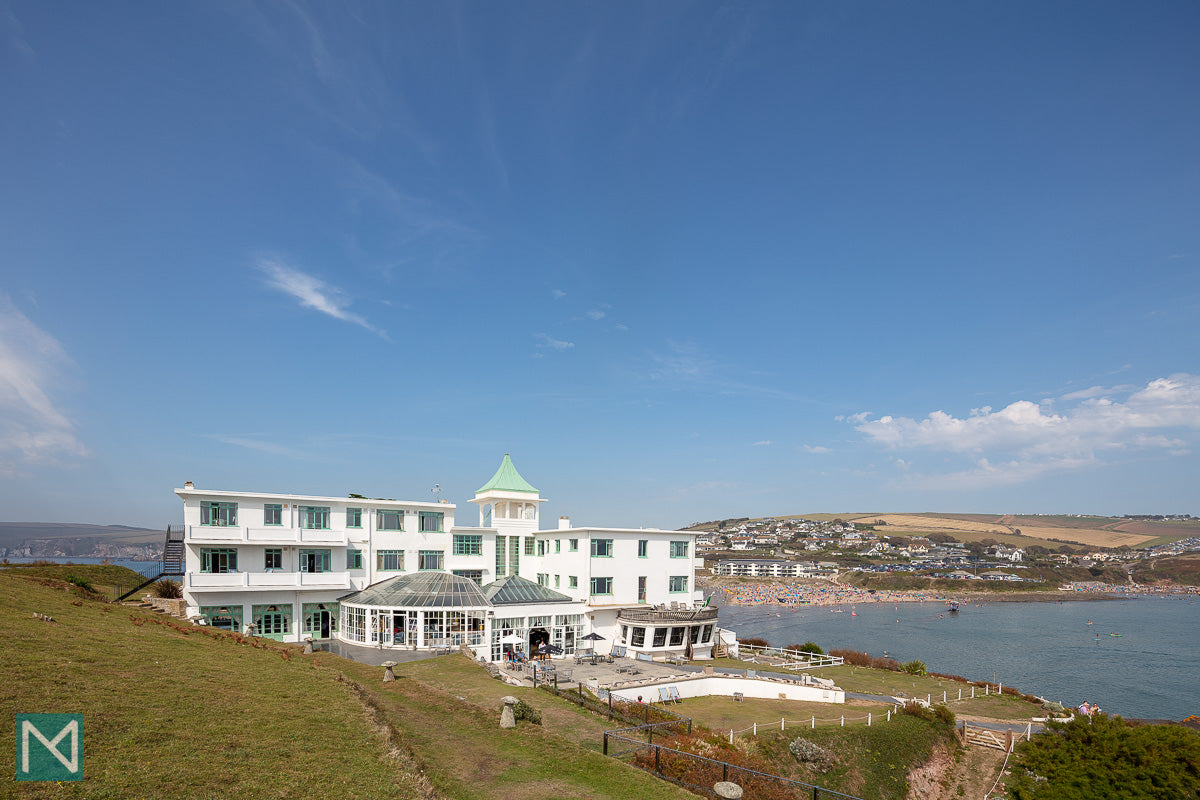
[482,574,575,606]
[339,572,490,608]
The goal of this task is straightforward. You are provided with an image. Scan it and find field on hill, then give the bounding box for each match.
[850,513,1163,549]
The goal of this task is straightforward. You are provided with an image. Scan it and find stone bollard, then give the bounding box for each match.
[381,661,398,682]
[303,637,314,655]
[714,780,743,799]
[500,695,519,729]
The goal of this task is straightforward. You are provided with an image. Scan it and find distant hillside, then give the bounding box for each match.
[0,522,164,558]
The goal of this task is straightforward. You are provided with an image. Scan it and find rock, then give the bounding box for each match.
[500,695,519,729]
[381,661,398,682]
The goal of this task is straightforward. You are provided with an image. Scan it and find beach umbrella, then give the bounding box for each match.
[536,643,563,655]
[580,632,605,642]
[500,633,524,645]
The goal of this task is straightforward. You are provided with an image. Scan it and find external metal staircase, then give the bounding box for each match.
[113,526,184,602]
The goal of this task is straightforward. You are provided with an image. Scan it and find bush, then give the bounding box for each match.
[788,737,835,773]
[902,659,928,676]
[513,699,541,725]
[65,574,94,592]
[149,579,182,599]
[738,636,771,648]
[830,648,900,671]
[798,641,824,655]
[933,705,955,726]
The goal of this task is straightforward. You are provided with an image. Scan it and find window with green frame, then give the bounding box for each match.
[670,540,689,558]
[669,575,689,593]
[568,575,578,589]
[524,537,534,556]
[377,510,403,531]
[555,539,561,553]
[347,549,363,570]
[201,548,238,573]
[452,569,483,585]
[589,576,613,595]
[200,605,241,631]
[264,504,282,526]
[264,548,282,570]
[377,550,403,571]
[569,539,578,552]
[299,549,331,573]
[252,604,292,638]
[418,550,444,570]
[298,506,330,530]
[200,501,237,527]
[346,507,362,528]
[637,539,648,557]
[452,534,482,556]
[418,511,443,533]
[591,539,614,557]
[537,540,546,556]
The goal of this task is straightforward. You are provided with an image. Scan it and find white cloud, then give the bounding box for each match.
[803,445,832,454]
[534,333,574,351]
[206,434,304,458]
[851,375,1200,487]
[585,309,605,320]
[752,440,772,447]
[614,323,629,332]
[551,289,566,300]
[0,295,88,473]
[257,258,384,336]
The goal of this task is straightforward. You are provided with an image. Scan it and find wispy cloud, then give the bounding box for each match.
[257,258,384,337]
[534,333,574,352]
[752,440,772,447]
[648,340,795,400]
[551,289,566,300]
[585,309,606,320]
[803,445,832,454]
[851,374,1200,488]
[206,434,304,459]
[0,295,88,474]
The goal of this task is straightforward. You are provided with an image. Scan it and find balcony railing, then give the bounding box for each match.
[617,606,718,623]
[186,571,351,590]
[186,524,347,546]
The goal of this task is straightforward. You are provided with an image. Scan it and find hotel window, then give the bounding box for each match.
[568,576,578,589]
[298,506,330,530]
[555,540,561,554]
[524,537,534,556]
[652,628,667,647]
[630,626,645,647]
[453,534,483,556]
[701,624,713,643]
[252,604,292,638]
[201,548,238,573]
[200,501,237,527]
[537,540,546,556]
[637,539,648,558]
[200,605,241,631]
[569,539,578,552]
[669,575,689,593]
[264,504,282,526]
[536,573,547,586]
[299,549,331,573]
[554,575,560,589]
[377,550,404,571]
[591,539,613,558]
[346,508,363,528]
[452,569,483,585]
[377,510,403,531]
[418,550,444,571]
[589,576,613,595]
[418,511,443,533]
[690,626,702,644]
[670,541,689,558]
[669,626,686,646]
[347,549,363,570]
[264,548,283,570]
[495,536,506,576]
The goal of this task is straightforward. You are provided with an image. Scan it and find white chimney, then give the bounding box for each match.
[558,515,571,530]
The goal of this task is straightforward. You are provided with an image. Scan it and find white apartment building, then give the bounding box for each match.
[177,455,719,662]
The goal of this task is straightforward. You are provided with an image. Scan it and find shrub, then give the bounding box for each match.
[933,705,956,726]
[65,574,94,592]
[830,648,900,671]
[513,699,541,725]
[798,641,824,655]
[902,659,928,676]
[738,636,771,648]
[149,579,182,599]
[788,737,835,773]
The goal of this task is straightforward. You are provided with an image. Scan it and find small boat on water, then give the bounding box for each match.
[948,602,960,613]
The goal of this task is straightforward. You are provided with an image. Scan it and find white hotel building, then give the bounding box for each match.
[176,455,722,662]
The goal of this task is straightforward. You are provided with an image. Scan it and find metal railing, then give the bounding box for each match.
[618,606,719,622]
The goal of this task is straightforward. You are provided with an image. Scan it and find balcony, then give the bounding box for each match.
[186,571,351,591]
[186,524,347,546]
[616,606,718,624]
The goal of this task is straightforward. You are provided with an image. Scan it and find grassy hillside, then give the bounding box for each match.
[0,566,696,800]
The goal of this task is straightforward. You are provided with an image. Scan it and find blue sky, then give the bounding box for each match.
[1,2,1198,529]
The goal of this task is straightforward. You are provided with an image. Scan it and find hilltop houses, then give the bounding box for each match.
[176,455,720,662]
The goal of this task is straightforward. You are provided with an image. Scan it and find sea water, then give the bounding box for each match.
[717,595,1199,720]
